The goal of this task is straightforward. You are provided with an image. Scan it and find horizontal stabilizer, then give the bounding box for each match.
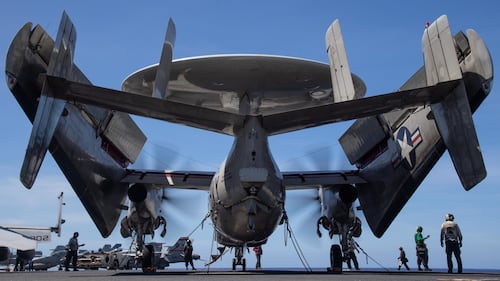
[423,15,486,189]
[21,11,75,188]
[45,75,245,135]
[263,80,459,135]
[153,18,176,99]
[325,20,357,102]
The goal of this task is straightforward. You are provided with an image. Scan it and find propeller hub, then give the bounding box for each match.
[128,183,148,203]
[339,184,358,204]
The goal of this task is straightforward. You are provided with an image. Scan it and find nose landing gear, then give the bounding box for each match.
[232,246,246,271]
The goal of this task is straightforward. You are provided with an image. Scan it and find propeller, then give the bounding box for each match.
[130,141,180,170]
[282,144,353,242]
[130,141,210,235]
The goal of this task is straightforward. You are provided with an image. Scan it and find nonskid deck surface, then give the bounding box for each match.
[2,269,500,281]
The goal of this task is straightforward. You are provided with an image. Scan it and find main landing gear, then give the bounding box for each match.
[328,244,342,273]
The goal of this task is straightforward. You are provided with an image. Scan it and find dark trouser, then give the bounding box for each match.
[185,257,195,269]
[416,246,429,269]
[445,240,462,273]
[65,250,78,270]
[346,252,359,270]
[399,260,410,270]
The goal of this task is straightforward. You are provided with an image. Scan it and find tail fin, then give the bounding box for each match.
[423,15,486,189]
[51,192,65,237]
[325,20,361,102]
[20,11,75,188]
[153,18,176,99]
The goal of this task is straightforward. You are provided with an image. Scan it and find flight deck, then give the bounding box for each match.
[2,269,500,281]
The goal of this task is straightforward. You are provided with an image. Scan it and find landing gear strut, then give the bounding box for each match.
[231,247,246,271]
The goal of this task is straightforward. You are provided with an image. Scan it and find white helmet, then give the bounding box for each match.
[445,213,455,221]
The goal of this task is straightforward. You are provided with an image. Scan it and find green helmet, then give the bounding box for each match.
[445,213,455,221]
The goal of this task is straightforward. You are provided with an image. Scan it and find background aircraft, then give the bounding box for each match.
[30,245,66,271]
[2,2,500,270]
[0,192,64,270]
[162,237,201,265]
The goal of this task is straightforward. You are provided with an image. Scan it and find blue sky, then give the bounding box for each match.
[1,0,499,270]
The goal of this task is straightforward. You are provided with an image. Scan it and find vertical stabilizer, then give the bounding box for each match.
[423,15,486,189]
[53,192,65,237]
[153,18,176,99]
[20,11,75,188]
[325,20,356,102]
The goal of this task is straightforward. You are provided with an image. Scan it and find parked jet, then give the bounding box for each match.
[5,12,492,272]
[162,237,201,265]
[31,245,66,271]
[0,192,65,270]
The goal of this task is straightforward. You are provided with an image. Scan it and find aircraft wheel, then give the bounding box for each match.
[142,244,155,272]
[329,244,342,273]
[232,258,236,271]
[242,258,246,271]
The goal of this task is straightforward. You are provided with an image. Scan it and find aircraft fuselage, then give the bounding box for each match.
[209,116,285,246]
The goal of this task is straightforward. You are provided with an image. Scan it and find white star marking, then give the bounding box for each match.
[397,130,414,168]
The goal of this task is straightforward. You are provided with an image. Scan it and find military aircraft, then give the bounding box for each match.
[75,244,124,270]
[5,11,492,272]
[0,192,65,270]
[31,245,66,271]
[162,237,201,265]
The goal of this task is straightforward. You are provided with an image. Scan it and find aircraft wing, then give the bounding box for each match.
[0,227,37,251]
[121,169,215,190]
[282,170,366,189]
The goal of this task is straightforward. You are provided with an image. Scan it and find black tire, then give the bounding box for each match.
[330,244,343,273]
[142,244,154,272]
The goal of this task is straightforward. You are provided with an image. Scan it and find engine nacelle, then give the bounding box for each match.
[128,183,148,203]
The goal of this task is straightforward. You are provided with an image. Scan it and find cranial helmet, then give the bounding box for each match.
[416,226,423,232]
[445,213,455,221]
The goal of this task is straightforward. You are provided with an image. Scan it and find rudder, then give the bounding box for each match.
[423,15,486,190]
